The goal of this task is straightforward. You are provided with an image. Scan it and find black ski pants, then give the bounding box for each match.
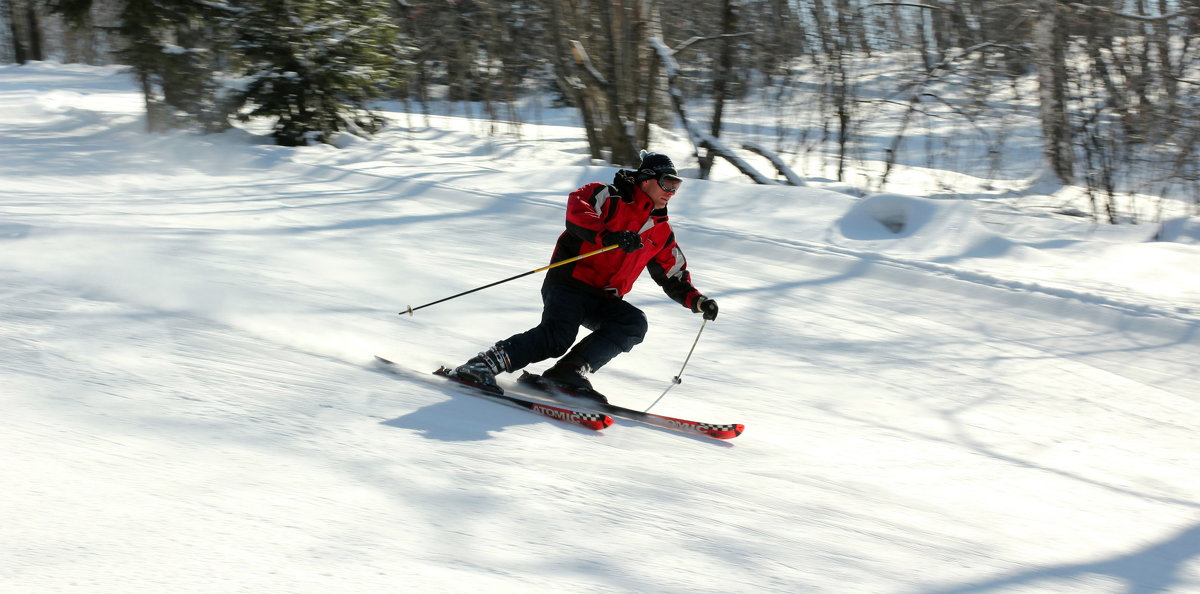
[501,283,648,373]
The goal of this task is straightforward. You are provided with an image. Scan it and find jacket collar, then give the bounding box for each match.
[616,169,669,219]
[613,169,638,201]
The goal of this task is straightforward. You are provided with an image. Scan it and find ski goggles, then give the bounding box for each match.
[656,175,682,193]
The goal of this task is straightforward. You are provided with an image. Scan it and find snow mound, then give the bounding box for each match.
[834,193,1013,258]
[0,223,32,239]
[1155,217,1200,245]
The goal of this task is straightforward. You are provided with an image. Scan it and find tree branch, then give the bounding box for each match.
[570,40,608,87]
[870,2,942,11]
[672,32,752,56]
[1064,3,1200,22]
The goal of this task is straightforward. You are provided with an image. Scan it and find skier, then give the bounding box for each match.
[453,150,719,401]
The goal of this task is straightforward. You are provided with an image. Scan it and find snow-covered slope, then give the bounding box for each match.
[3,63,1199,593]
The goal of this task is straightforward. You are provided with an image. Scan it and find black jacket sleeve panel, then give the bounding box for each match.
[647,231,703,309]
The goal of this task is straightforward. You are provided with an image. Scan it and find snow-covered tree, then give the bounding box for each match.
[50,0,232,131]
[231,0,407,146]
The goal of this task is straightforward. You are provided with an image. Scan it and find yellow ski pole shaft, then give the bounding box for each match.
[401,244,620,316]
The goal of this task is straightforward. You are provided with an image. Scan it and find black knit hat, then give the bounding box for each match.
[636,150,681,183]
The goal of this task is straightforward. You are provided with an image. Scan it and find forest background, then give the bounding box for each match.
[3,0,1199,224]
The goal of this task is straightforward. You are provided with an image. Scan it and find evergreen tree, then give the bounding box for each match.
[118,0,232,132]
[231,0,407,146]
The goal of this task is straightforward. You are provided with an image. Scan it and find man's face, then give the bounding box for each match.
[643,176,681,210]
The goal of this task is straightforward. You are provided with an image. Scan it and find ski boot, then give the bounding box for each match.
[453,343,511,393]
[540,356,608,403]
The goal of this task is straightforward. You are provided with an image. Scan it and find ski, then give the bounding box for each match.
[374,356,612,431]
[517,372,744,440]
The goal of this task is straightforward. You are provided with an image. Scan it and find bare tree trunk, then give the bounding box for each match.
[699,0,738,180]
[808,0,855,182]
[23,0,41,61]
[598,1,638,165]
[547,0,602,159]
[638,0,664,148]
[554,0,657,166]
[1154,0,1178,120]
[1032,0,1074,184]
[7,0,28,63]
[571,39,618,160]
[138,71,164,133]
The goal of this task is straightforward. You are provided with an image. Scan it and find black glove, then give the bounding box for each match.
[602,230,643,253]
[694,296,719,321]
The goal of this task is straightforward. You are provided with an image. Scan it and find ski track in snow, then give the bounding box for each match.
[3,63,1200,594]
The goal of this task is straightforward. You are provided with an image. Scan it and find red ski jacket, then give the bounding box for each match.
[544,170,704,311]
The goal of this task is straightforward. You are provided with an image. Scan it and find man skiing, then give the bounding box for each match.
[453,150,719,401]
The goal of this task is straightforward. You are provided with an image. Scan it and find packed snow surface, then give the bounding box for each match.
[2,63,1199,593]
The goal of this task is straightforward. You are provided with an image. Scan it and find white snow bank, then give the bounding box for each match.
[1156,217,1200,245]
[835,193,1010,257]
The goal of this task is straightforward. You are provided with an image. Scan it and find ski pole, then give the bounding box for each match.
[401,244,620,316]
[644,318,707,412]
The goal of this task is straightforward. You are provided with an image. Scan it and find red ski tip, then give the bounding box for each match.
[707,423,745,439]
[578,415,615,431]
